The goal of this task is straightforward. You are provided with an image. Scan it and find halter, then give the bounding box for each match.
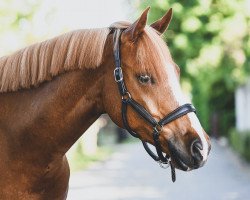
[112,29,196,182]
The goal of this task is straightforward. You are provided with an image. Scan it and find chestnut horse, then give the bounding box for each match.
[0,8,211,200]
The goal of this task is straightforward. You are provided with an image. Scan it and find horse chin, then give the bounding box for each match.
[169,150,206,172]
[170,154,190,171]
[167,141,193,171]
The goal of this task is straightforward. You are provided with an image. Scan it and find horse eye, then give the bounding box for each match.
[138,75,151,84]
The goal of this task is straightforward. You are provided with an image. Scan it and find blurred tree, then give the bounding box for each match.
[134,0,250,136]
[0,0,42,54]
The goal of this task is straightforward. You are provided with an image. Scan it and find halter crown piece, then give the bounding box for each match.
[112,29,196,182]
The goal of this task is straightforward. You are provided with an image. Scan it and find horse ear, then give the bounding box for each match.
[123,7,150,41]
[150,8,173,34]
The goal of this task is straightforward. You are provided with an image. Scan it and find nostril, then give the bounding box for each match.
[191,140,203,163]
[194,140,203,151]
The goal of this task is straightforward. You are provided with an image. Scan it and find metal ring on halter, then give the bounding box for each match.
[114,67,123,82]
[153,123,163,133]
[158,160,170,169]
[121,92,131,100]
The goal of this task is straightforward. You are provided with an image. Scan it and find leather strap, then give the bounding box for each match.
[127,98,158,126]
[121,100,139,138]
[159,104,196,126]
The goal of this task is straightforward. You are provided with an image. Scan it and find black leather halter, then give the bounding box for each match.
[112,29,196,181]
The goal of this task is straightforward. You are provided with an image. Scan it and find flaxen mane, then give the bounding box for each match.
[0,28,110,93]
[0,22,171,93]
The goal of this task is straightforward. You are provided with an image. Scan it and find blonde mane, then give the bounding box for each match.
[0,21,171,93]
[0,28,110,93]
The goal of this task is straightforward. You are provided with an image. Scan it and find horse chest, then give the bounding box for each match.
[0,135,70,200]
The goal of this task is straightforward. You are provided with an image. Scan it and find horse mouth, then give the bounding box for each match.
[168,142,191,171]
[170,154,189,171]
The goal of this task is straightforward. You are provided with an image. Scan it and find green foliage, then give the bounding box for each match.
[0,0,40,30]
[230,130,250,162]
[135,0,250,135]
[0,0,42,54]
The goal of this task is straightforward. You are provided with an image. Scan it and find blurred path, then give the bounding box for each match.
[67,140,250,200]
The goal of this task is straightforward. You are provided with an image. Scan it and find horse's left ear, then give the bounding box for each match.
[123,7,150,41]
[150,8,173,34]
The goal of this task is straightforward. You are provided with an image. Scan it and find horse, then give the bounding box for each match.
[0,8,211,200]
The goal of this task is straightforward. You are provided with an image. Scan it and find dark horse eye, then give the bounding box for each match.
[138,75,151,84]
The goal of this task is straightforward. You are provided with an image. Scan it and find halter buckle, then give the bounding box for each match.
[158,160,170,169]
[154,123,163,133]
[114,67,123,82]
[121,92,131,100]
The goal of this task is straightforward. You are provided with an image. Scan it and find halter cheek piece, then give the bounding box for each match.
[112,29,196,182]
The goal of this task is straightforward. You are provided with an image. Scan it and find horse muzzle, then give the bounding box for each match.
[168,138,211,171]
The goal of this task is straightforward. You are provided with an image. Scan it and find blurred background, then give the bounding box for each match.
[0,0,250,199]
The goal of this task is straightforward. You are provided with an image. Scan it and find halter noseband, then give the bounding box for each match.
[112,29,196,182]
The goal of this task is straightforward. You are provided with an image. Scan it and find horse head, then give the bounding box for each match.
[103,8,211,172]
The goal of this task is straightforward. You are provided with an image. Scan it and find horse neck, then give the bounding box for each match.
[0,67,107,156]
[45,69,106,153]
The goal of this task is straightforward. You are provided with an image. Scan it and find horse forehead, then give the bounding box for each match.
[121,38,175,79]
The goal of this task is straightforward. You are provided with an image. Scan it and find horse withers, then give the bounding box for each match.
[0,8,211,200]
